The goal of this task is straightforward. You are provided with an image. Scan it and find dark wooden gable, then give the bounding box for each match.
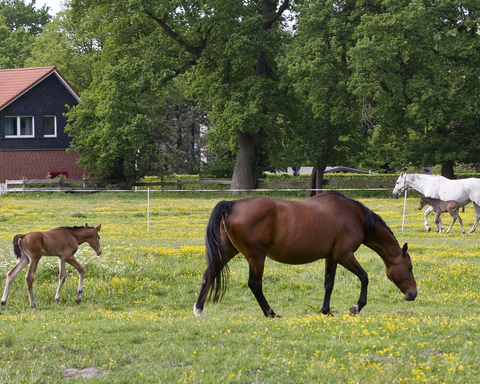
[0,73,79,150]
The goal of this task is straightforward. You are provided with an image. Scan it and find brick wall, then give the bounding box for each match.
[0,150,90,182]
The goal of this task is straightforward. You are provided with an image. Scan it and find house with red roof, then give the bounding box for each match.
[0,66,89,183]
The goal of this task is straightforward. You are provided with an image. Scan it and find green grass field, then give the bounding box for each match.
[0,191,479,383]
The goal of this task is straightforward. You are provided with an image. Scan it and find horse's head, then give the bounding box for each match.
[85,223,102,256]
[392,173,407,199]
[386,243,417,301]
[418,196,427,211]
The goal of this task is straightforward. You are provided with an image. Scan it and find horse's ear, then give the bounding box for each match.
[402,242,408,255]
[85,223,89,228]
[96,224,101,232]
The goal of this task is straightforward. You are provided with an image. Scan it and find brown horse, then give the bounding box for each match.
[1,224,102,310]
[194,191,417,317]
[418,196,465,234]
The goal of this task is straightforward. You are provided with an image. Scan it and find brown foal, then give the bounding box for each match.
[418,196,464,233]
[1,224,102,309]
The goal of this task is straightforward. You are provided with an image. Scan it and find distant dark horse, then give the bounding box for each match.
[418,196,465,233]
[194,191,417,317]
[1,224,102,310]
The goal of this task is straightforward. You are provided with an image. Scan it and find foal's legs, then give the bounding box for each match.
[337,252,369,315]
[434,212,444,233]
[1,254,30,310]
[65,257,85,304]
[54,259,66,303]
[446,207,464,234]
[25,258,40,308]
[424,206,434,232]
[320,258,338,316]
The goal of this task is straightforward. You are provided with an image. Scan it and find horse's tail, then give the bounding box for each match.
[203,200,232,303]
[13,234,25,259]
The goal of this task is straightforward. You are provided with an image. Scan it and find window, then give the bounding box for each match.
[43,116,57,137]
[4,116,34,137]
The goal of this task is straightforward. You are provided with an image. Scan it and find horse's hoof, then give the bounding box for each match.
[266,309,279,318]
[193,304,203,317]
[349,305,359,315]
[76,299,81,304]
[427,228,431,233]
[322,311,334,317]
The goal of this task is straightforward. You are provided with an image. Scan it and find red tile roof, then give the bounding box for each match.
[0,67,80,111]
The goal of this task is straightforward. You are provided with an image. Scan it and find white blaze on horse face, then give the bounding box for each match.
[392,173,406,199]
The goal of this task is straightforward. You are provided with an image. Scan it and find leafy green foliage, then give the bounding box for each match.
[349,0,480,170]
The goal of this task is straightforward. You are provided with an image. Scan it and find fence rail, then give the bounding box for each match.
[4,178,121,193]
[1,177,396,193]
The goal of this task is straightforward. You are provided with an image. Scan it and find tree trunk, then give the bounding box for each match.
[306,162,326,197]
[441,163,456,179]
[230,131,264,192]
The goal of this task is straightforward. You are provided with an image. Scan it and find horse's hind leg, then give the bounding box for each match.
[194,238,238,317]
[247,256,278,318]
[457,212,465,233]
[1,254,29,310]
[25,259,40,308]
[65,257,85,304]
[320,258,338,316]
[54,259,66,303]
[446,208,461,234]
[468,203,480,233]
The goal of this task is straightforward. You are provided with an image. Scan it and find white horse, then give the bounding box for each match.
[393,173,480,233]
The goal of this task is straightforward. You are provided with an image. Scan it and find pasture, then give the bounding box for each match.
[0,191,479,383]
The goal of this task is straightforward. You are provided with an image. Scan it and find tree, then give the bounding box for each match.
[67,0,296,189]
[0,0,51,35]
[25,10,98,92]
[349,0,480,178]
[66,2,209,184]
[285,0,365,194]
[0,0,51,68]
[0,14,34,68]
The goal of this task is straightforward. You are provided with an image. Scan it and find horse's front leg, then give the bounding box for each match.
[434,212,444,233]
[1,254,29,310]
[247,256,279,318]
[424,206,434,232]
[338,253,369,315]
[321,258,338,316]
[65,257,85,304]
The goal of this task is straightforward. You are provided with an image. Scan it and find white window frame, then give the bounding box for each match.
[4,116,35,138]
[43,115,57,137]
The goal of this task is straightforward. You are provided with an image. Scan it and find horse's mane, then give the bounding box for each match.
[62,226,86,230]
[327,191,397,243]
